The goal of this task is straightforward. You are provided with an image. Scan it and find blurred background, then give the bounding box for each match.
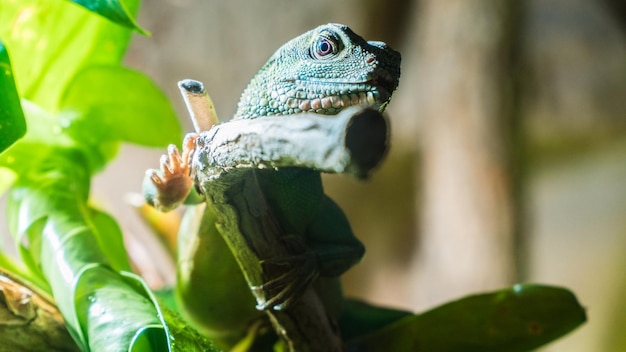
[88,0,626,350]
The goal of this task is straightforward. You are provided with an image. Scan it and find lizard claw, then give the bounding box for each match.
[160,133,198,178]
[251,251,318,311]
[143,133,199,212]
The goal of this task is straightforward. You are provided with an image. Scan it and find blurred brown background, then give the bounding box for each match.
[90,0,626,350]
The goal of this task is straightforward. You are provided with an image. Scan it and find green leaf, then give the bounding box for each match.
[74,267,168,351]
[6,148,217,351]
[0,99,112,177]
[161,303,222,352]
[0,102,80,175]
[125,273,221,352]
[60,65,182,147]
[0,1,212,351]
[89,208,132,272]
[339,299,412,341]
[69,0,149,34]
[348,284,586,352]
[153,287,179,313]
[0,42,27,153]
[0,258,50,296]
[0,0,139,111]
[5,149,167,351]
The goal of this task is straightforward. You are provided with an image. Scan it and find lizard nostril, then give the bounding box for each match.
[366,56,376,64]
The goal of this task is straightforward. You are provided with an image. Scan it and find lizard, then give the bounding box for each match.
[143,23,401,349]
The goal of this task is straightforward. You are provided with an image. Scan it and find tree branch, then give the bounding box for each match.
[0,270,79,352]
[179,80,389,351]
[194,106,388,180]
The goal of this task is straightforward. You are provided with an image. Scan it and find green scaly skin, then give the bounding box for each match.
[236,24,400,118]
[147,23,400,349]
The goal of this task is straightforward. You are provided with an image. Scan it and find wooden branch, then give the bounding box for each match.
[179,80,389,351]
[194,168,344,352]
[193,106,389,180]
[178,79,219,132]
[0,270,79,351]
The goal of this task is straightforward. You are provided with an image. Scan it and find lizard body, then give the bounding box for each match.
[144,23,400,349]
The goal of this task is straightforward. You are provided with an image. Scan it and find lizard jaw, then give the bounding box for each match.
[271,77,396,115]
[236,80,393,117]
[365,73,399,107]
[283,91,380,114]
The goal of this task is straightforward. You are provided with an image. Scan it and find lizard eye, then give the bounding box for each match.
[311,34,341,59]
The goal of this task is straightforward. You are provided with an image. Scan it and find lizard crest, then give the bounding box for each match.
[235,23,401,119]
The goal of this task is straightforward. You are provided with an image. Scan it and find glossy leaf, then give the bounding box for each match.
[140,280,221,352]
[60,65,182,148]
[89,209,133,272]
[74,267,168,351]
[69,0,148,34]
[0,99,113,177]
[5,149,167,351]
[4,144,217,351]
[0,42,26,153]
[153,287,179,313]
[0,0,198,350]
[0,251,48,293]
[347,284,586,352]
[0,0,137,110]
[339,299,412,341]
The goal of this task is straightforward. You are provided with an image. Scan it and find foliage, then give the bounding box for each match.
[0,42,25,154]
[344,285,586,351]
[0,0,215,351]
[0,0,586,351]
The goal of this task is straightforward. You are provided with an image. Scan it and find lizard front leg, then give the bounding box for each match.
[143,133,198,212]
[252,245,319,311]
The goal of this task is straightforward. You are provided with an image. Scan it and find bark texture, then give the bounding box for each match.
[192,107,389,351]
[0,271,79,352]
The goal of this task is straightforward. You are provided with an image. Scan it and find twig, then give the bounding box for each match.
[0,270,79,351]
[178,79,219,132]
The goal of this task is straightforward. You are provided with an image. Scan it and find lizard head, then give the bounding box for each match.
[235,23,401,119]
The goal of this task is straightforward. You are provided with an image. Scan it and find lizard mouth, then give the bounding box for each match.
[280,74,398,114]
[251,72,399,117]
[282,90,380,113]
[365,71,400,105]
